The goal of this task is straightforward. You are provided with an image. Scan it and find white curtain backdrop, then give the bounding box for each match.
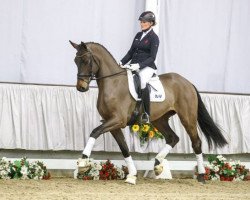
[0,0,250,93]
[0,83,249,154]
[158,0,250,93]
[0,0,145,85]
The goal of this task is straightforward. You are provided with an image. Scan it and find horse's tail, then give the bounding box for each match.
[193,86,228,149]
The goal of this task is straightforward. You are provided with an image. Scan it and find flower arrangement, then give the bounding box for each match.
[77,159,126,180]
[130,123,164,145]
[0,157,51,180]
[195,155,249,181]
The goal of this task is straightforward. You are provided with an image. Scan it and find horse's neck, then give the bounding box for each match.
[91,44,121,78]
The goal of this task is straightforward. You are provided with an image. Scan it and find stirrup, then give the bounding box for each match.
[141,112,150,124]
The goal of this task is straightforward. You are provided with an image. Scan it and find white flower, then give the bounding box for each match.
[21,166,28,175]
[240,175,245,180]
[95,163,102,171]
[0,170,7,176]
[235,160,241,165]
[206,163,214,169]
[116,167,125,179]
[233,177,242,181]
[89,168,99,177]
[213,166,220,172]
[211,176,219,181]
[217,155,226,162]
[1,157,7,162]
[229,160,235,166]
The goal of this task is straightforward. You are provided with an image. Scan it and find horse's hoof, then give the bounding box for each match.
[154,164,163,176]
[78,166,91,173]
[197,174,206,184]
[77,158,91,173]
[125,175,137,185]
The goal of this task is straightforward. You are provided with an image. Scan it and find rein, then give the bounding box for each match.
[76,49,126,81]
[92,70,125,80]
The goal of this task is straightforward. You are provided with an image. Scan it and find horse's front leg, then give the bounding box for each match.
[110,129,137,184]
[81,117,125,158]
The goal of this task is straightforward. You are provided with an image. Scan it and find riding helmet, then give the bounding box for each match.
[138,11,156,25]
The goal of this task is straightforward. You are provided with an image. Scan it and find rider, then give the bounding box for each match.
[119,11,159,123]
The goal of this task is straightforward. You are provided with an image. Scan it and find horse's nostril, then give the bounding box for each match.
[76,85,88,92]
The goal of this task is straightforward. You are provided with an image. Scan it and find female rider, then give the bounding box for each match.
[120,11,159,123]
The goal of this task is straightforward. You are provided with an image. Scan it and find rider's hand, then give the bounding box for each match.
[122,64,131,69]
[129,63,140,71]
[118,61,123,66]
[120,64,128,69]
[120,64,140,72]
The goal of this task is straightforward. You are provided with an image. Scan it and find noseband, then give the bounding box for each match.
[76,47,125,83]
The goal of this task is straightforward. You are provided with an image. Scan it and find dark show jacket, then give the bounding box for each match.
[121,29,159,69]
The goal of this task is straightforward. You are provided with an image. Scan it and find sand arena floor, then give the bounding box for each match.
[0,178,250,200]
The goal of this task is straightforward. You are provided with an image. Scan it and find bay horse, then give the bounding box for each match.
[70,41,227,184]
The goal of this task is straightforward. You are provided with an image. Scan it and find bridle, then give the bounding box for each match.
[76,48,125,83]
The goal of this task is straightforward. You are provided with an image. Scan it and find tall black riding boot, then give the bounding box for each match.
[141,86,150,123]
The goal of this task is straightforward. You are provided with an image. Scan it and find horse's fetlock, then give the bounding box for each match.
[192,140,202,154]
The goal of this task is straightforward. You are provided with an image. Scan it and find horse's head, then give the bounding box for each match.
[70,40,98,92]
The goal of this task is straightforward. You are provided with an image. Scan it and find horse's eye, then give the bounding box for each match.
[82,59,88,65]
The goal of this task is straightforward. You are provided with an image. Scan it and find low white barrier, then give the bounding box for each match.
[7,158,250,171]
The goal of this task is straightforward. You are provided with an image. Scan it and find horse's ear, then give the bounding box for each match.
[69,40,79,50]
[81,41,87,50]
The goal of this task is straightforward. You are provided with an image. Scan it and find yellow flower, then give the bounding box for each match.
[142,124,150,132]
[132,124,140,132]
[149,131,155,138]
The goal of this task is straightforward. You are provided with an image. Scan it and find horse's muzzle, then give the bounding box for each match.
[77,86,89,92]
[76,80,89,92]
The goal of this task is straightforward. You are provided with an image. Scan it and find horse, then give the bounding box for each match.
[69,41,227,184]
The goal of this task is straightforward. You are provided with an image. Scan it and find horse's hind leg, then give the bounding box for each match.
[152,112,179,175]
[177,102,206,183]
[110,129,137,184]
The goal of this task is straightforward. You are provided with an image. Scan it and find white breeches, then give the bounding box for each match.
[139,67,156,89]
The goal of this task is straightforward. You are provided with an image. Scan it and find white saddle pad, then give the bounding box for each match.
[127,70,165,102]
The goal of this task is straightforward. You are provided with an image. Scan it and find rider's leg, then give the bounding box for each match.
[141,86,150,121]
[139,67,156,122]
[139,67,156,90]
